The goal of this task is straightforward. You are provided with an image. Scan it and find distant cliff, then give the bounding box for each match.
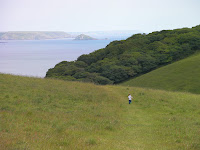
[74,34,97,40]
[0,31,72,40]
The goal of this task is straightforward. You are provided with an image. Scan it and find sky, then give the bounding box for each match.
[1,0,200,33]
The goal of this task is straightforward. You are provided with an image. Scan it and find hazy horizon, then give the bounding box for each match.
[0,30,141,33]
[1,0,200,33]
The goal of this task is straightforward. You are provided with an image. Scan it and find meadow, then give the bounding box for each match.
[0,74,200,149]
[122,52,200,94]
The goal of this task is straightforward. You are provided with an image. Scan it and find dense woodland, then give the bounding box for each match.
[46,25,200,84]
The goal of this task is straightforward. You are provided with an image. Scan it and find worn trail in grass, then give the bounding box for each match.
[0,74,200,149]
[107,86,200,149]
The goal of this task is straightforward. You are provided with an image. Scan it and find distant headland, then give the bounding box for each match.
[74,34,97,40]
[0,30,142,40]
[0,31,72,40]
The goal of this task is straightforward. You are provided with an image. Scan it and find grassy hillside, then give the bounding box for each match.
[121,52,200,94]
[0,74,200,149]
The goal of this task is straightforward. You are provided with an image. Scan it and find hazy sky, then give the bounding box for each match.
[1,0,200,33]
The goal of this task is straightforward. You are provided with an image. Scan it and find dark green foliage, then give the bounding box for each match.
[101,65,129,83]
[77,54,97,65]
[88,74,113,85]
[46,25,200,84]
[74,61,88,68]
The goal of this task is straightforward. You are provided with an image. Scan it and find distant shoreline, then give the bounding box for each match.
[0,38,75,41]
[0,31,73,40]
[0,38,119,42]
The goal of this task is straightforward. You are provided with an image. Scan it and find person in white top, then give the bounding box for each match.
[128,94,133,104]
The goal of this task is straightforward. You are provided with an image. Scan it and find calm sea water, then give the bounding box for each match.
[0,38,116,77]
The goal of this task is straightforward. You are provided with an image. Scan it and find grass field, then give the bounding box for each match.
[0,74,200,149]
[121,52,200,94]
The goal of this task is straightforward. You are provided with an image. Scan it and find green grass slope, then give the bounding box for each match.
[0,74,200,149]
[122,52,200,94]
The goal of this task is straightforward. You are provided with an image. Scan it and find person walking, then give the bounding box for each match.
[128,94,133,104]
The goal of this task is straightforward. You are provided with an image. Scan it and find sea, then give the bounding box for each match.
[0,38,121,77]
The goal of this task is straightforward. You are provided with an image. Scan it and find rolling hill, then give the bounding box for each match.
[0,73,200,149]
[121,52,200,94]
